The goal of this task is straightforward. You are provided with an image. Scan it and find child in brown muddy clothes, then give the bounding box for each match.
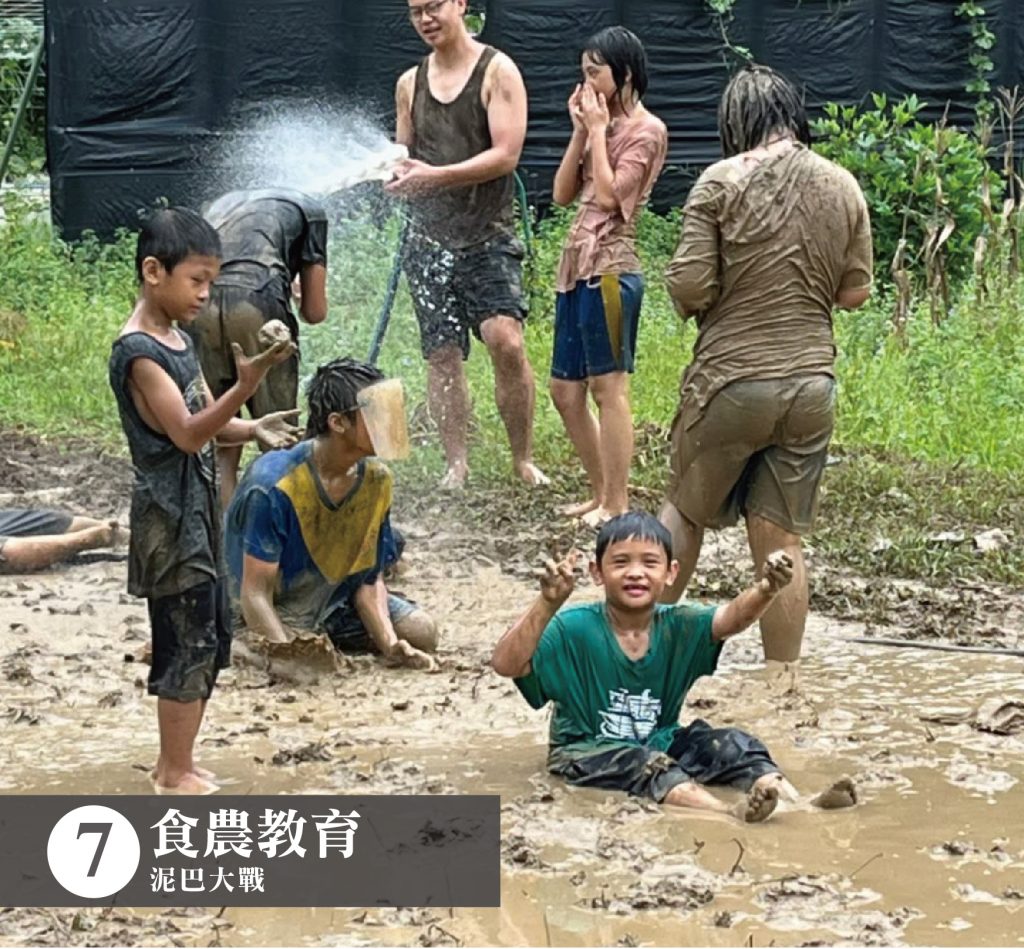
[492,511,857,822]
[109,207,300,795]
[550,26,667,528]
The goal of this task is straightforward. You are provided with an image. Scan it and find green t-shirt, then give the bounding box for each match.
[515,602,721,767]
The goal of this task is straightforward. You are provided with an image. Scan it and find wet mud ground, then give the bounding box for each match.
[1,434,1023,947]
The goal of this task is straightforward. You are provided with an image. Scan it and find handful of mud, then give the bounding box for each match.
[257,319,292,349]
[234,629,345,685]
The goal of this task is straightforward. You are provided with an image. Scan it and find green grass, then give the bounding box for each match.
[2,199,1023,584]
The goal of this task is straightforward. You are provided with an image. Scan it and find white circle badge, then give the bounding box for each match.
[47,805,141,899]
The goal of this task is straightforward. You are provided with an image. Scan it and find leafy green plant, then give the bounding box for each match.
[812,93,1000,286]
[956,1,996,121]
[0,17,46,177]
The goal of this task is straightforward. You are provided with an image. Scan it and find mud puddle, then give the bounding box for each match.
[2,433,1024,945]
[2,545,1024,947]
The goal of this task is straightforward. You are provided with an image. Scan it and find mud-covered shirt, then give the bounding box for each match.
[515,602,721,768]
[108,330,221,598]
[205,189,328,307]
[665,143,872,419]
[225,441,398,630]
[556,110,668,291]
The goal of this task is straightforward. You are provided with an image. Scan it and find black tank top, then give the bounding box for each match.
[409,45,516,248]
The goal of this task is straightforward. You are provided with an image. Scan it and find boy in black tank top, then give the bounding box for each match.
[388,0,548,490]
[109,208,298,795]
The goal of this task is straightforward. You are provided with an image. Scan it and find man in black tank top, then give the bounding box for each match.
[387,0,548,490]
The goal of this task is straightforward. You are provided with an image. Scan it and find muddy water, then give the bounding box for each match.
[1,547,1023,947]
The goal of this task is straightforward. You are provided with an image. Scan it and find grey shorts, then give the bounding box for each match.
[553,719,781,802]
[402,231,527,360]
[0,508,73,568]
[667,373,836,535]
[186,283,299,418]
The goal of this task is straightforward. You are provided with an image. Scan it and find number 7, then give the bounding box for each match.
[77,823,112,877]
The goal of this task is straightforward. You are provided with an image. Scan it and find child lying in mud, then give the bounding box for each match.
[492,511,857,822]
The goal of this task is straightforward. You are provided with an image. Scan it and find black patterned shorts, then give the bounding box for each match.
[402,230,527,360]
[147,579,231,702]
[553,719,781,802]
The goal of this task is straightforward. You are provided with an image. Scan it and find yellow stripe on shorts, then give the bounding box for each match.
[599,274,623,368]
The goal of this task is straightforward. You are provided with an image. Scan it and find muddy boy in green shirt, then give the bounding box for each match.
[492,511,856,821]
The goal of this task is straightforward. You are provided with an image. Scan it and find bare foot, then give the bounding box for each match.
[734,783,779,823]
[581,505,624,529]
[151,763,216,782]
[151,771,219,795]
[439,462,469,490]
[811,776,858,810]
[515,461,550,486]
[560,498,599,518]
[108,521,130,549]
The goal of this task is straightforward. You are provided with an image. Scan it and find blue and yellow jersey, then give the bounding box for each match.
[225,441,397,630]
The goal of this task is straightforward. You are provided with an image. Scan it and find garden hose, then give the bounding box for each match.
[367,170,534,364]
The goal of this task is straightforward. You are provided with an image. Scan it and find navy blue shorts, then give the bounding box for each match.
[551,274,644,381]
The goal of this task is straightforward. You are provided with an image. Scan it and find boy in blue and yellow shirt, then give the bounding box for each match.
[226,358,437,669]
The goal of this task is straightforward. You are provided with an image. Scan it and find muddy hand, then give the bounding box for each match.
[389,639,438,672]
[761,551,794,595]
[254,410,302,451]
[537,549,579,606]
[232,340,295,393]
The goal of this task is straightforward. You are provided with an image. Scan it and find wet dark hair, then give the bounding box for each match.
[595,511,672,565]
[581,25,649,105]
[135,207,220,281]
[718,63,810,158]
[305,357,385,437]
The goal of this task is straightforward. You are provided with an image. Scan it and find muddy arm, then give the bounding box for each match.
[297,263,327,324]
[665,210,720,318]
[354,577,436,669]
[353,577,400,656]
[493,552,578,677]
[711,552,793,642]
[491,596,560,678]
[240,554,291,643]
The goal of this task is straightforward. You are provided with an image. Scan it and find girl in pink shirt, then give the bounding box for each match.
[550,26,668,527]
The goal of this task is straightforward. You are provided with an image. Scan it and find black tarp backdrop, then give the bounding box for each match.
[45,0,1024,239]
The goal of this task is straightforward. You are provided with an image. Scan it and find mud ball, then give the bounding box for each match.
[257,319,291,349]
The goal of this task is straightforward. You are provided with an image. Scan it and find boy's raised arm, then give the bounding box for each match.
[492,551,577,678]
[712,551,793,642]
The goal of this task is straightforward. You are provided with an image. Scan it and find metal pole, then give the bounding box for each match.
[0,32,45,187]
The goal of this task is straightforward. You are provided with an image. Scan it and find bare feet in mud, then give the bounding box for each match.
[811,776,858,809]
[581,505,625,530]
[560,498,599,519]
[515,461,550,487]
[439,462,469,490]
[106,521,129,548]
[734,783,780,823]
[151,763,217,782]
[151,770,219,795]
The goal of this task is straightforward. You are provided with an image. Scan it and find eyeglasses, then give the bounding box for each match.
[409,0,452,23]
